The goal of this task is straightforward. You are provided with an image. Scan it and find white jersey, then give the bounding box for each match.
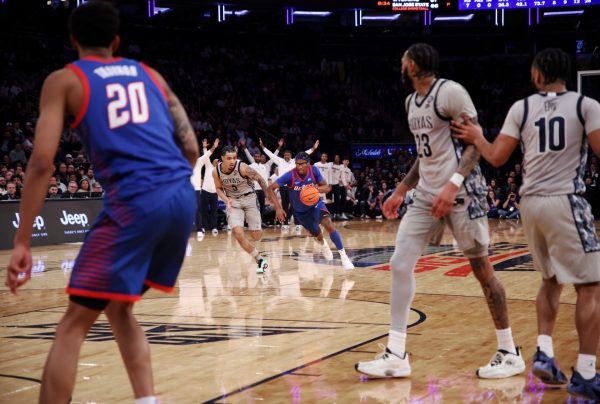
[331,163,343,185]
[341,165,354,186]
[501,91,600,196]
[216,160,255,198]
[405,78,486,218]
[314,161,333,185]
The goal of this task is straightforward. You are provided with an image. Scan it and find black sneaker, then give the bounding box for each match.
[532,348,567,385]
[567,369,600,401]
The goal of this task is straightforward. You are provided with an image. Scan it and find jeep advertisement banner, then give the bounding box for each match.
[0,199,103,250]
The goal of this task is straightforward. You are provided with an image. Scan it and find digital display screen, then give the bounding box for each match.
[377,0,439,10]
[459,0,599,9]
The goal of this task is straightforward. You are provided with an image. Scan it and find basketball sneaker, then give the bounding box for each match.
[355,344,411,378]
[477,347,526,379]
[281,224,289,232]
[197,230,205,241]
[211,228,219,236]
[321,242,334,260]
[256,258,268,274]
[294,225,302,235]
[567,369,600,401]
[532,348,567,385]
[339,250,355,270]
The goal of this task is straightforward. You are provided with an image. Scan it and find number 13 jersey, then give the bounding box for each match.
[405,78,486,217]
[501,91,600,196]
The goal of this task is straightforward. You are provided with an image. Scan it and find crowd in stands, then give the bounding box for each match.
[1,12,598,223]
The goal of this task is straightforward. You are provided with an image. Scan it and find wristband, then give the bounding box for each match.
[449,173,464,188]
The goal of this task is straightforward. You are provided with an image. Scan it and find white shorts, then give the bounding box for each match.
[228,192,262,231]
[397,190,489,258]
[520,194,600,284]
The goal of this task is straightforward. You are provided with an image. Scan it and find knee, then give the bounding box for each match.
[249,230,262,241]
[389,252,413,280]
[105,301,134,322]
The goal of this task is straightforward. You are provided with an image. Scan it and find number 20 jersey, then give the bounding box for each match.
[67,57,191,225]
[501,91,600,197]
[405,79,486,211]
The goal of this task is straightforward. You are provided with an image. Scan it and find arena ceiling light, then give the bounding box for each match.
[543,10,584,16]
[293,11,332,17]
[433,14,474,21]
[361,14,402,20]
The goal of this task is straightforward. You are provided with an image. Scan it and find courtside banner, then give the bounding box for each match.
[0,199,103,250]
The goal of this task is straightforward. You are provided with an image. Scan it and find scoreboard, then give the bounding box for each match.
[459,0,600,9]
[377,0,440,10]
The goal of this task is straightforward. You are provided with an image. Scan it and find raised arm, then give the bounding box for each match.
[148,67,199,166]
[241,138,255,164]
[241,163,285,222]
[306,139,319,155]
[262,144,284,166]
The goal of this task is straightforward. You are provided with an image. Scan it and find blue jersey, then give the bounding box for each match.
[67,57,191,225]
[277,165,324,213]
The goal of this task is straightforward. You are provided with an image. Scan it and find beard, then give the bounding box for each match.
[401,68,414,92]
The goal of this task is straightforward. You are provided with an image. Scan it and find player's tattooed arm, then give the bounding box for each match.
[399,159,420,191]
[455,145,480,178]
[316,179,331,194]
[146,66,199,166]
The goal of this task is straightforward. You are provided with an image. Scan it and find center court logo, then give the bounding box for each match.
[59,210,89,227]
[12,212,45,230]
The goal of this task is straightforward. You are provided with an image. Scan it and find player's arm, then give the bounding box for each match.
[306,139,319,155]
[262,144,284,166]
[212,170,230,209]
[6,69,70,293]
[241,138,255,164]
[588,129,600,158]
[241,163,285,222]
[316,178,332,194]
[451,115,519,167]
[382,159,420,219]
[147,67,199,166]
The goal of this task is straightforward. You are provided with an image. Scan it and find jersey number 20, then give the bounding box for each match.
[106,82,149,129]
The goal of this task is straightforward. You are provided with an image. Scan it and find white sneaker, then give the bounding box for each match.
[321,242,334,261]
[212,228,219,236]
[294,225,302,235]
[197,230,205,240]
[339,213,348,220]
[476,347,526,379]
[355,344,411,378]
[281,225,289,232]
[339,250,355,269]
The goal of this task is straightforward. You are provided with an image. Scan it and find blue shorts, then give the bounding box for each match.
[295,200,330,236]
[67,182,195,302]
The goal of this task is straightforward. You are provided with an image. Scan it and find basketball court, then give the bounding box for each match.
[0,218,595,403]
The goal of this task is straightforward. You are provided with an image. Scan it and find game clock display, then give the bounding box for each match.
[377,0,440,10]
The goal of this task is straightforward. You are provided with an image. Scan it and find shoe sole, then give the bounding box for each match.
[532,364,567,386]
[476,364,526,379]
[354,364,411,378]
[567,385,599,401]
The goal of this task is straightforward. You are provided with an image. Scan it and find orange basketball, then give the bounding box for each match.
[299,185,320,206]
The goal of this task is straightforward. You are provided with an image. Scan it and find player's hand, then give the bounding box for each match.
[382,193,404,219]
[431,182,459,218]
[239,138,246,148]
[202,138,209,149]
[451,113,484,145]
[211,138,220,151]
[259,138,265,149]
[5,243,32,294]
[225,199,233,214]
[275,207,286,224]
[278,138,285,148]
[313,139,319,150]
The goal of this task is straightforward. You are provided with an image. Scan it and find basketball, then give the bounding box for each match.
[299,185,320,206]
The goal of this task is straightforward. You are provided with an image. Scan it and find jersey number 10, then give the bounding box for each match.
[535,116,566,153]
[106,82,150,129]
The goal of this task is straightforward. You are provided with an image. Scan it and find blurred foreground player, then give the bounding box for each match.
[5,3,198,403]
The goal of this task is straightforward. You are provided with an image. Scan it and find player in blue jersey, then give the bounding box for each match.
[269,152,354,269]
[4,3,198,403]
